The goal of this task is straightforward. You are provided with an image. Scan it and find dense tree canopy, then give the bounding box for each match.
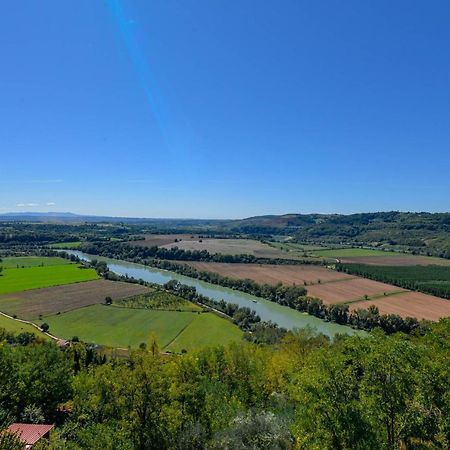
[1,319,450,449]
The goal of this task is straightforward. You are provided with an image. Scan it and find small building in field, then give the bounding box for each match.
[4,423,54,449]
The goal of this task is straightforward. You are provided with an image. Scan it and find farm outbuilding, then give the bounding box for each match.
[4,423,54,449]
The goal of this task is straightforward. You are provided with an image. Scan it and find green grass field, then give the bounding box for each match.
[270,242,328,253]
[49,242,82,249]
[165,312,242,353]
[0,256,70,269]
[0,264,99,295]
[311,248,397,258]
[0,314,49,338]
[45,304,242,351]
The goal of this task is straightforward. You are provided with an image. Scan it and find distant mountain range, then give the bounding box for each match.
[1,211,450,256]
[0,211,226,225]
[0,211,334,227]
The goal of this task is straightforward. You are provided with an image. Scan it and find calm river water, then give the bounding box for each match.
[66,250,361,337]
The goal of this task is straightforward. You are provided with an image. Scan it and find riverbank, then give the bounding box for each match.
[61,250,362,337]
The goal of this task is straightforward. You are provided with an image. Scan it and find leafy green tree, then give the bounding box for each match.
[0,432,23,450]
[292,345,375,449]
[360,332,421,449]
[20,404,45,424]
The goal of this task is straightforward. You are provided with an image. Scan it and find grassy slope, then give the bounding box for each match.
[165,312,243,352]
[270,241,327,252]
[45,304,242,351]
[0,264,99,295]
[0,256,70,268]
[0,314,49,339]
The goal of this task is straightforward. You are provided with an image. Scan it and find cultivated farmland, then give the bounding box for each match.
[339,255,450,266]
[0,314,49,338]
[0,279,151,320]
[161,238,297,258]
[310,248,395,258]
[179,260,450,321]
[339,263,450,298]
[183,262,354,285]
[0,256,70,268]
[0,264,99,295]
[306,278,406,304]
[349,291,450,321]
[129,234,199,247]
[45,305,242,351]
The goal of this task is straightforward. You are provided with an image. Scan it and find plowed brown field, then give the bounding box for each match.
[183,262,354,285]
[0,279,151,320]
[129,234,199,247]
[307,279,406,305]
[162,238,292,258]
[349,291,450,321]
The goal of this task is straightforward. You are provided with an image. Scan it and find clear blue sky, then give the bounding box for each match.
[1,1,449,218]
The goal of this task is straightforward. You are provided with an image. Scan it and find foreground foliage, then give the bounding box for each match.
[1,318,450,449]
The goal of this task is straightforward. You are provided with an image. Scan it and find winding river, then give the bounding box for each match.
[66,250,361,337]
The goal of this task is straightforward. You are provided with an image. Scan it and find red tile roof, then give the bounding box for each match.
[6,423,54,445]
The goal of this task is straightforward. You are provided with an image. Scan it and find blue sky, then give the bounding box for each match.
[1,0,449,218]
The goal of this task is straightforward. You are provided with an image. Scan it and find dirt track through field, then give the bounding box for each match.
[184,262,354,285]
[0,279,151,320]
[349,291,450,321]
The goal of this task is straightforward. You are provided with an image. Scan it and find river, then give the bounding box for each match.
[65,250,361,337]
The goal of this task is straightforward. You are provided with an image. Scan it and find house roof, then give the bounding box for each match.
[6,423,54,445]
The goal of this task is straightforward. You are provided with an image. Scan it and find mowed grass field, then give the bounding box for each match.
[0,264,99,295]
[165,313,243,353]
[0,314,49,339]
[0,279,151,320]
[183,262,354,285]
[267,241,328,258]
[0,256,70,268]
[45,305,243,351]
